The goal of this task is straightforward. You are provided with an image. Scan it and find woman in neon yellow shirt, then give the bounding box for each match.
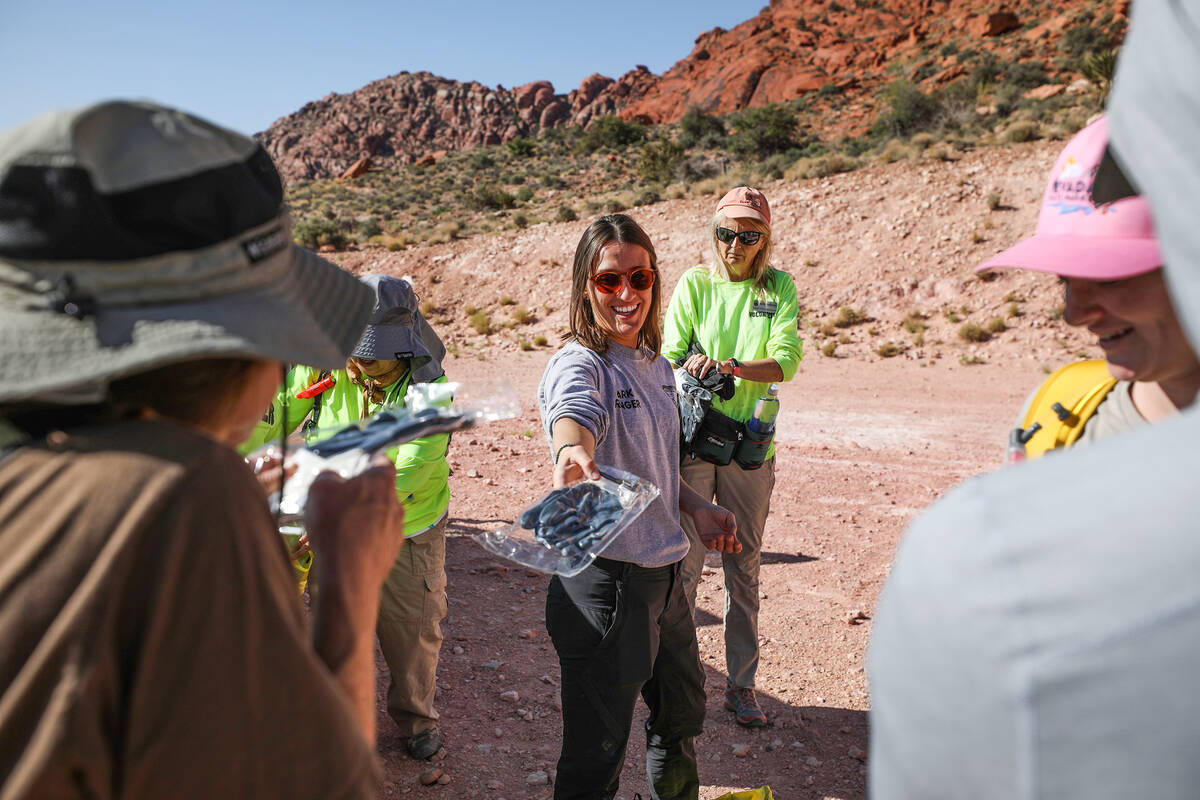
[661,187,803,728]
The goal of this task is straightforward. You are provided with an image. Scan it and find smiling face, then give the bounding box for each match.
[588,242,654,349]
[1063,268,1200,388]
[714,214,769,282]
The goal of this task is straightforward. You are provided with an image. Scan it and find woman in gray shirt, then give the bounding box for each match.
[538,214,738,800]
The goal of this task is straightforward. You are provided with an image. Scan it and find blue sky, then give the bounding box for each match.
[2,0,759,135]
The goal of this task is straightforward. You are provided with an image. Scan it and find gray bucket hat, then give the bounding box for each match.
[352,274,446,383]
[0,100,374,404]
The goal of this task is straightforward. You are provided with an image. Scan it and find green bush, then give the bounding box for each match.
[985,316,1007,334]
[556,205,578,223]
[633,188,661,207]
[834,306,869,328]
[506,137,536,158]
[467,184,516,210]
[470,151,496,170]
[638,139,685,185]
[822,341,838,357]
[876,343,903,358]
[577,115,646,154]
[959,323,991,342]
[1004,121,1039,143]
[679,106,727,149]
[292,217,347,249]
[469,311,491,335]
[727,103,800,160]
[513,213,529,229]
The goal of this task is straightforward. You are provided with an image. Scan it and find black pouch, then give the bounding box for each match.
[685,408,743,466]
[734,426,772,470]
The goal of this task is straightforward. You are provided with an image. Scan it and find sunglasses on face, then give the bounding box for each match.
[715,227,764,246]
[590,268,657,294]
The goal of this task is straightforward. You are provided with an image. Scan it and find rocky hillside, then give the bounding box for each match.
[260,0,1124,181]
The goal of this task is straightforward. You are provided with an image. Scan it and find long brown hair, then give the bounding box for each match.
[567,214,662,356]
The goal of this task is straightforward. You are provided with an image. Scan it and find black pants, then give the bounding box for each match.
[546,557,706,800]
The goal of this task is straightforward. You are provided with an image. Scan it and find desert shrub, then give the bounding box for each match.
[469,311,491,335]
[679,106,727,149]
[463,304,478,316]
[533,334,549,347]
[876,343,903,358]
[605,196,628,213]
[419,300,436,316]
[499,295,515,306]
[870,79,977,140]
[817,82,841,98]
[638,139,684,184]
[987,193,1001,211]
[1004,121,1039,143]
[516,186,534,202]
[959,322,991,342]
[577,115,646,154]
[467,184,516,210]
[1079,49,1119,102]
[834,306,869,328]
[903,311,927,334]
[787,153,859,179]
[1006,60,1048,90]
[541,174,567,189]
[470,151,496,170]
[292,217,347,249]
[556,205,578,222]
[357,217,382,239]
[959,353,986,365]
[822,341,838,357]
[879,138,914,163]
[513,213,529,229]
[506,137,536,158]
[727,103,800,159]
[633,188,661,207]
[820,322,837,337]
[1061,22,1116,60]
[511,306,532,324]
[1008,302,1023,318]
[985,316,1007,334]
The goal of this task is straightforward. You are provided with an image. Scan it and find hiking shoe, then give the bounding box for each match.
[404,727,444,760]
[724,684,769,728]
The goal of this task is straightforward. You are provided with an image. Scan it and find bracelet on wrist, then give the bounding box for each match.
[728,357,742,377]
[555,442,580,465]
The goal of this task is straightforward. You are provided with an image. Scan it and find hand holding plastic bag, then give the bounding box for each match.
[474,465,659,577]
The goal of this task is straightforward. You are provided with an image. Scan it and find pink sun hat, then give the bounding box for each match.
[716,186,772,225]
[975,116,1162,280]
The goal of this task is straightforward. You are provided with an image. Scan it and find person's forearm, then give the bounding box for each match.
[678,475,712,520]
[550,417,596,461]
[723,357,783,383]
[312,575,384,745]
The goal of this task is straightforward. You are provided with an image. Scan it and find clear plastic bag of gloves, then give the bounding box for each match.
[247,380,519,536]
[473,465,659,577]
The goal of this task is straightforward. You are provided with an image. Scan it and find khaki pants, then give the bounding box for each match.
[377,515,448,737]
[679,457,775,689]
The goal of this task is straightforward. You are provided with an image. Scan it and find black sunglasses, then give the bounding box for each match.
[591,268,657,294]
[715,227,764,246]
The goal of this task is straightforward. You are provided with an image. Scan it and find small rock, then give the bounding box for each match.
[476,743,492,753]
[419,768,443,785]
[482,660,503,670]
[486,779,502,790]
[849,746,867,761]
[771,738,784,748]
[539,674,556,685]
[436,773,451,785]
[732,744,752,758]
[500,690,520,703]
[494,728,503,737]
[805,756,823,768]
[519,629,539,640]
[452,646,465,655]
[847,609,870,625]
[466,468,480,478]
[526,770,549,785]
[790,740,804,749]
[552,696,563,712]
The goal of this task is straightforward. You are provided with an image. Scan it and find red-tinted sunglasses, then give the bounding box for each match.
[591,268,657,294]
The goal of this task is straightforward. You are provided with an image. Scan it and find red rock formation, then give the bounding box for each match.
[258,0,1101,181]
[338,156,372,181]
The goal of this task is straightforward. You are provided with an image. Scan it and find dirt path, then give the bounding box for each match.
[373,352,1044,799]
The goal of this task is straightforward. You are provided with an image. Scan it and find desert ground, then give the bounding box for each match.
[328,138,1097,799]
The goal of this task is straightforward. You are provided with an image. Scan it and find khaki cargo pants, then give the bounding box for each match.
[679,456,775,689]
[377,515,448,737]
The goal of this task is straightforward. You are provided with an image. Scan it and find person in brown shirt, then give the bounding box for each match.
[0,101,403,799]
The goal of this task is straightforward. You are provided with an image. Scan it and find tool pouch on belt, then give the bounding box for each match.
[685,408,770,470]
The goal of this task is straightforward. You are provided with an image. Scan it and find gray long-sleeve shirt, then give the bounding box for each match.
[538,340,687,567]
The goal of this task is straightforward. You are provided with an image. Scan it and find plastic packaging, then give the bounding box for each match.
[473,465,660,577]
[248,380,519,535]
[746,383,780,435]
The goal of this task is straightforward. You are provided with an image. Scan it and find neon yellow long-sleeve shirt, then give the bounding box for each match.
[662,266,803,457]
[241,366,450,537]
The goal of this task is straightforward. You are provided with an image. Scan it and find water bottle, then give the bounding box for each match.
[746,384,780,435]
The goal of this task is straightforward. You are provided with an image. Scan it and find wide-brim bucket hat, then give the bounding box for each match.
[975,116,1161,281]
[0,100,373,404]
[351,274,446,382]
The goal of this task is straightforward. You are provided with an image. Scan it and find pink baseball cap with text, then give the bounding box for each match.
[976,116,1161,280]
[716,186,772,225]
